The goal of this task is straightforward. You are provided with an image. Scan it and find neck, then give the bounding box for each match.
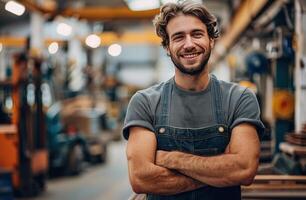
[174,69,210,92]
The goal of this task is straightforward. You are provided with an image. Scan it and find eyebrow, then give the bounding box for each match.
[170,29,206,39]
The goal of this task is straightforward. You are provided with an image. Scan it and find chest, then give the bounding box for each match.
[169,93,215,127]
[155,92,229,156]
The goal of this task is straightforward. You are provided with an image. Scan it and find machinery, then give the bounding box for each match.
[47,101,111,175]
[60,96,109,164]
[0,53,48,196]
[44,64,108,174]
[46,102,88,176]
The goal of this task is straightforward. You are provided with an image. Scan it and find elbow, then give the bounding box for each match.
[241,177,254,186]
[220,169,255,187]
[239,155,259,186]
[240,170,256,186]
[129,173,147,194]
[222,163,257,187]
[240,165,258,186]
[129,169,152,194]
[131,180,145,194]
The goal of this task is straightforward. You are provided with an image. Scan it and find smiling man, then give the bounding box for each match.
[123,1,265,200]
[167,14,212,76]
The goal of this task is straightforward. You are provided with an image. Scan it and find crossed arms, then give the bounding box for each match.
[126,123,260,195]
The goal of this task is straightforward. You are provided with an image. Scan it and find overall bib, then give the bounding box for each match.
[148,75,241,200]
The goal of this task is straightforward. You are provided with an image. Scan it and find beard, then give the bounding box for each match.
[169,48,211,76]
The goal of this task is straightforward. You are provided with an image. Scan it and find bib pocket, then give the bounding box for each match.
[193,126,229,156]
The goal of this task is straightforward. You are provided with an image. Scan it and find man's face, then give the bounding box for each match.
[166,14,214,75]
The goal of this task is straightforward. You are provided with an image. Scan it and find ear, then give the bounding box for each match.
[166,46,170,56]
[209,38,215,49]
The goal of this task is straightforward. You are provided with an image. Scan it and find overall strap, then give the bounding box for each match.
[156,80,172,126]
[211,74,226,124]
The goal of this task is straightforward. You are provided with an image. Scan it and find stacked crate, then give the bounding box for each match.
[279,123,306,174]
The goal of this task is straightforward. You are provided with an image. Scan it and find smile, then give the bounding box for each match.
[181,53,201,59]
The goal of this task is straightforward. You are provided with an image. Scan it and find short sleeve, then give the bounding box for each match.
[122,92,155,140]
[230,88,265,139]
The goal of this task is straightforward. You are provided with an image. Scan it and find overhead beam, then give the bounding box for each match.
[18,0,159,21]
[211,0,269,63]
[62,7,159,21]
[0,37,67,47]
[0,31,161,48]
[0,37,26,47]
[18,0,54,13]
[97,31,160,45]
[220,0,269,50]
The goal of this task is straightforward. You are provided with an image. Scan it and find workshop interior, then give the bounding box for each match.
[0,0,306,199]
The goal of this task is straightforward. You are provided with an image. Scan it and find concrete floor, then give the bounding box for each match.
[18,141,132,200]
[14,139,306,200]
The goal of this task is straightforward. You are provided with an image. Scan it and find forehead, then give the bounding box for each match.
[166,14,207,36]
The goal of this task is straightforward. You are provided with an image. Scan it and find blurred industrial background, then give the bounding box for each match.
[0,0,306,199]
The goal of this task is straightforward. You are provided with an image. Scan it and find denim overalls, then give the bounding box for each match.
[148,75,241,200]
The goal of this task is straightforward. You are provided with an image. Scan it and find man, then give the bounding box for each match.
[123,1,265,199]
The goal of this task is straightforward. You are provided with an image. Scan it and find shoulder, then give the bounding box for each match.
[214,79,260,114]
[137,81,165,97]
[127,80,169,116]
[123,81,169,140]
[217,79,249,99]
[132,81,168,104]
[215,79,264,136]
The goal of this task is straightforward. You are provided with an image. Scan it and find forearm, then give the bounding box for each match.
[129,162,204,195]
[158,151,258,187]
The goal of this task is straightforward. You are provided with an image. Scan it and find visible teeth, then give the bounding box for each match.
[182,53,198,58]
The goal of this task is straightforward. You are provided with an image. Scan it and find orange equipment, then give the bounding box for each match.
[0,53,48,197]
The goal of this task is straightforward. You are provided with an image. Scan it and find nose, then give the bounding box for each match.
[183,35,195,50]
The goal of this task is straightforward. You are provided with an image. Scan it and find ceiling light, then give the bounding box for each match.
[48,42,59,54]
[108,44,122,57]
[125,0,160,11]
[56,23,72,36]
[5,1,25,16]
[161,0,177,4]
[161,0,202,4]
[85,34,101,48]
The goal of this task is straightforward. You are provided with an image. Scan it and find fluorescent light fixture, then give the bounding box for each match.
[48,42,59,54]
[5,1,25,16]
[0,43,3,52]
[161,0,202,4]
[108,44,122,57]
[85,34,101,48]
[56,23,72,36]
[161,0,178,4]
[125,0,160,11]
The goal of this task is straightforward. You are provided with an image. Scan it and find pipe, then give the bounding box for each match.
[294,0,303,133]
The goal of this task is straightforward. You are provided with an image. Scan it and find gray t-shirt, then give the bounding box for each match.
[123,76,265,139]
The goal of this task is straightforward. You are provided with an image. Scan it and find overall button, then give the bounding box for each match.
[218,126,224,133]
[159,127,166,134]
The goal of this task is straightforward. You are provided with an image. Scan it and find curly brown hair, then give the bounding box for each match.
[153,0,219,48]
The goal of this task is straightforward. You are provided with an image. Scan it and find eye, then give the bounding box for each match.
[192,32,204,38]
[172,35,184,42]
